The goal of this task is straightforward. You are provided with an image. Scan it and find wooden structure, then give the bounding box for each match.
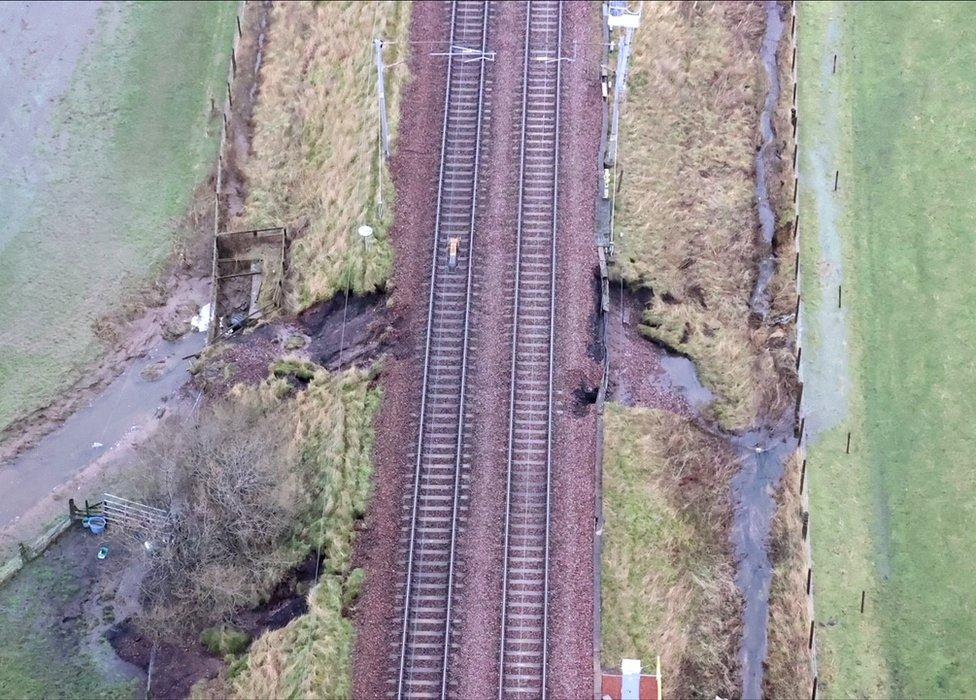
[208,226,287,342]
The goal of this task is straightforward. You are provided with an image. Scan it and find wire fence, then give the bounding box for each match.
[788,2,827,697]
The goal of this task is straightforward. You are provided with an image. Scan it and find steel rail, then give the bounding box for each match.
[397,2,490,698]
[497,2,563,697]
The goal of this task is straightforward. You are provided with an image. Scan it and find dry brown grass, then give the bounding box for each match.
[764,451,812,698]
[238,1,411,311]
[601,403,743,698]
[613,1,796,429]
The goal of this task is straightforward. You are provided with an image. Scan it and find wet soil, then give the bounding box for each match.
[0,526,147,697]
[749,2,788,320]
[0,331,205,534]
[607,287,715,418]
[108,554,317,699]
[737,4,797,698]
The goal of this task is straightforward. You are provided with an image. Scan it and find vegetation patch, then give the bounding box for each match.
[763,452,812,698]
[613,1,794,429]
[601,403,742,698]
[161,364,381,699]
[801,2,976,695]
[239,1,411,310]
[201,625,251,657]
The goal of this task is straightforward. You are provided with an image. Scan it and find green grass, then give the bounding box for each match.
[0,2,236,433]
[801,2,976,696]
[0,547,137,699]
[601,404,741,698]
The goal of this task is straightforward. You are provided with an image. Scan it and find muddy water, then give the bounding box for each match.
[654,351,715,413]
[749,1,787,319]
[737,4,795,697]
[732,415,796,699]
[0,332,204,529]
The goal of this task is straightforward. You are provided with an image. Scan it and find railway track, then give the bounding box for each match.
[396,2,490,698]
[396,2,564,697]
[498,2,563,698]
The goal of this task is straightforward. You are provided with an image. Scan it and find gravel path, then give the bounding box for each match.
[545,3,604,697]
[351,4,448,698]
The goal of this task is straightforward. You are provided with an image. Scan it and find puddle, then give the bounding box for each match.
[0,331,204,530]
[654,352,715,414]
[749,1,787,320]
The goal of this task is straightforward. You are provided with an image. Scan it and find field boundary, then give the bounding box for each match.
[790,2,821,696]
[0,515,72,589]
[208,0,251,342]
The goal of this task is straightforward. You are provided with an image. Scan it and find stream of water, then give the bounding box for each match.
[749,1,787,320]
[738,4,792,697]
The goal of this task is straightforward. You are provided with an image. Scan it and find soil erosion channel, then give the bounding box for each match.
[737,3,792,698]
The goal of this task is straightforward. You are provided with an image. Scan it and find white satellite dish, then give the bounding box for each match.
[358,225,374,238]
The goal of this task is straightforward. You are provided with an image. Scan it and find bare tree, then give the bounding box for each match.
[136,401,301,635]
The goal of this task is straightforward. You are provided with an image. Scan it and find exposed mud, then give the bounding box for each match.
[298,291,391,370]
[0,331,205,534]
[607,287,714,418]
[108,554,317,699]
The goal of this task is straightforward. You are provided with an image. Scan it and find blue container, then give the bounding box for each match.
[87,516,107,535]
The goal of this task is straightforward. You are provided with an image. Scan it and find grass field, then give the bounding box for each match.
[0,2,236,434]
[601,404,741,698]
[0,538,138,699]
[800,2,976,696]
[239,1,411,311]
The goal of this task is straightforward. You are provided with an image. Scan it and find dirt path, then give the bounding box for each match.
[0,332,203,539]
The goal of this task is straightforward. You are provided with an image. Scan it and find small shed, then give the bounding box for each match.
[601,657,662,700]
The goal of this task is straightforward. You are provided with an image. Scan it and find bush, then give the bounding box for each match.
[201,625,251,656]
[137,398,302,635]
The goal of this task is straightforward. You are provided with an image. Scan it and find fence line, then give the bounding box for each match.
[209,0,249,341]
[788,2,822,696]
